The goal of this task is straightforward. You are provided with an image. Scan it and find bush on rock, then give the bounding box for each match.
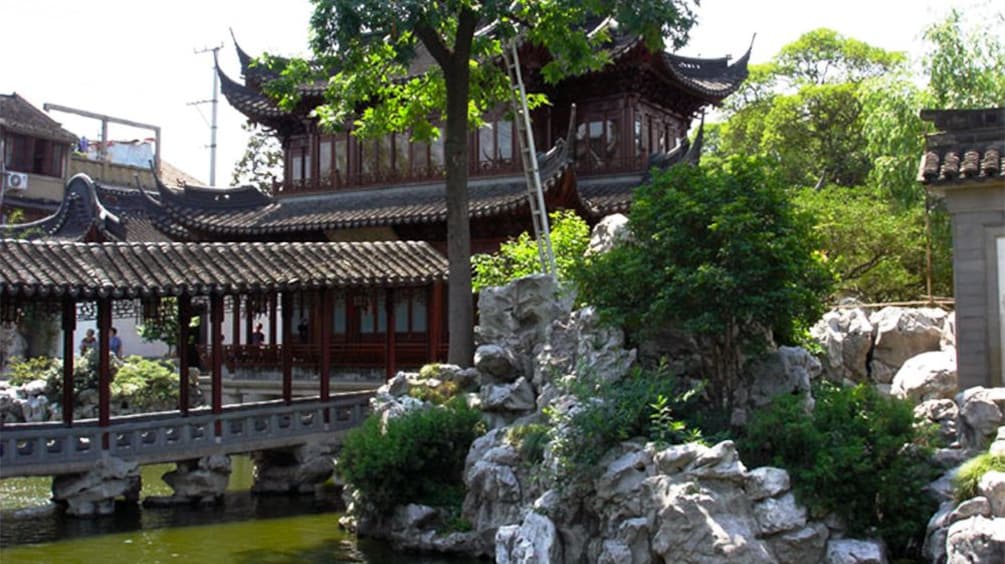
[339,397,485,513]
[739,382,940,558]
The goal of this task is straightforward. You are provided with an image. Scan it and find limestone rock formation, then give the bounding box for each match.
[586,213,631,256]
[811,307,874,383]
[868,307,947,384]
[51,456,141,516]
[891,350,958,403]
[251,441,335,494]
[146,455,231,506]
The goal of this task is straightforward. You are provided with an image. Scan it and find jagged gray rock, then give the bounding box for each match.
[251,441,335,494]
[586,213,631,256]
[945,516,1005,563]
[743,346,820,409]
[51,456,141,516]
[891,350,958,403]
[811,308,874,383]
[869,307,947,384]
[824,539,888,564]
[978,471,1005,517]
[754,492,807,535]
[746,467,791,501]
[152,455,231,504]
[769,522,829,564]
[957,387,1005,450]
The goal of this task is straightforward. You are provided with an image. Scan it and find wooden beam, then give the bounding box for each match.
[429,281,444,363]
[61,299,75,427]
[269,292,278,346]
[97,298,111,449]
[177,294,191,415]
[320,288,332,403]
[385,288,396,381]
[210,295,224,416]
[231,295,240,346]
[281,292,293,404]
[245,296,254,344]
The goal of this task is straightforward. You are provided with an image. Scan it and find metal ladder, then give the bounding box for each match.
[501,39,557,277]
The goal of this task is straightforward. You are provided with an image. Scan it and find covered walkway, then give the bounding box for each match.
[0,239,447,444]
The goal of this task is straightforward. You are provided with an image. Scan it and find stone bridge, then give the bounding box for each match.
[0,391,373,479]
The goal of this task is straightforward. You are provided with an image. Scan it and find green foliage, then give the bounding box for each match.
[954,453,1005,502]
[472,210,590,292]
[407,379,461,405]
[338,398,485,513]
[269,0,700,365]
[548,365,702,481]
[505,423,550,464]
[137,298,200,352]
[232,121,283,193]
[6,356,58,386]
[110,356,178,412]
[41,353,181,414]
[739,383,940,557]
[707,11,1005,303]
[792,185,952,302]
[578,157,832,406]
[923,8,1005,109]
[712,28,906,189]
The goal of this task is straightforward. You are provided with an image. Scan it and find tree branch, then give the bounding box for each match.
[453,7,479,67]
[414,23,452,69]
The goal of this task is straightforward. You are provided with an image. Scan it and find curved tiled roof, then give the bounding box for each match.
[578,128,703,217]
[919,108,1005,185]
[218,67,288,121]
[153,138,575,236]
[0,240,448,299]
[660,48,751,100]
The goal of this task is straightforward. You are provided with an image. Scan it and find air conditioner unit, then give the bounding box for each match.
[4,171,28,192]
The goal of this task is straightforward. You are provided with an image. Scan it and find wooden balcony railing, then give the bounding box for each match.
[196,341,448,373]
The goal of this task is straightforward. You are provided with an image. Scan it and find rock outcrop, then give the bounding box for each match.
[252,441,336,494]
[145,455,232,506]
[51,456,141,516]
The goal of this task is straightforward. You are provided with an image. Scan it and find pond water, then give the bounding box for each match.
[0,458,481,563]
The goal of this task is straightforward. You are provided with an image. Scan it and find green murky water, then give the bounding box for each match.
[0,458,480,563]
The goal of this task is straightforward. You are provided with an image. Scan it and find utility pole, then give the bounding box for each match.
[191,44,223,186]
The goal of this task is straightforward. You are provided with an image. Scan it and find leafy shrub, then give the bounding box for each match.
[954,453,1005,502]
[6,356,58,385]
[407,379,461,405]
[111,356,178,411]
[338,397,485,513]
[472,210,589,292]
[577,157,833,408]
[739,382,939,558]
[549,365,702,481]
[42,353,181,414]
[505,423,550,463]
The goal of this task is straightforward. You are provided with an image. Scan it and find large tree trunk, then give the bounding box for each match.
[443,43,474,366]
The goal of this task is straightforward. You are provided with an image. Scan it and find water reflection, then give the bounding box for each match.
[0,458,480,563]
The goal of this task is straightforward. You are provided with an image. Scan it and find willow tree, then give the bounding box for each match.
[265,0,697,365]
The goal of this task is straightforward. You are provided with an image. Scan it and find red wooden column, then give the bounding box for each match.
[245,296,254,344]
[97,297,112,449]
[269,292,279,346]
[177,294,191,415]
[281,291,293,404]
[61,299,75,426]
[320,288,332,403]
[428,281,444,363]
[385,288,396,381]
[231,295,241,346]
[210,294,224,437]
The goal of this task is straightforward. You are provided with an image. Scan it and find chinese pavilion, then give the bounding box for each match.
[6,23,749,383]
